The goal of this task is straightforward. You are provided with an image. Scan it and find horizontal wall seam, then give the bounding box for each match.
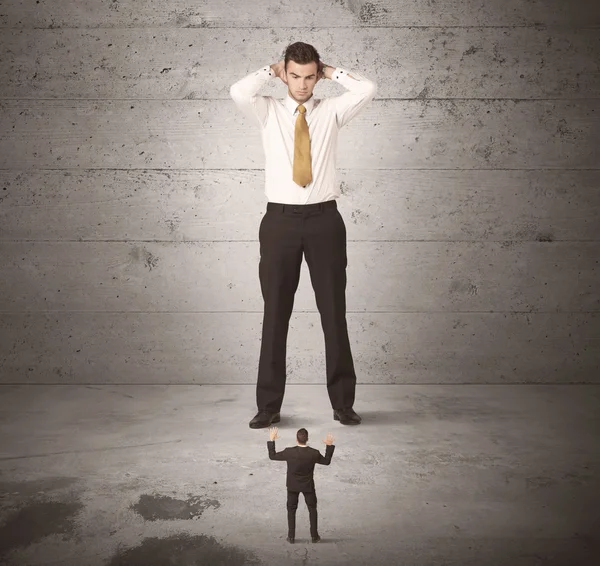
[1,240,598,243]
[2,168,600,172]
[0,310,597,314]
[2,97,600,102]
[2,25,600,30]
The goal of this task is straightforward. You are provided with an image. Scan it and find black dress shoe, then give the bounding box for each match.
[333,408,361,425]
[249,410,280,429]
[286,536,295,544]
[311,535,321,543]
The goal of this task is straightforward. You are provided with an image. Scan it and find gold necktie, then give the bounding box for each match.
[293,104,312,187]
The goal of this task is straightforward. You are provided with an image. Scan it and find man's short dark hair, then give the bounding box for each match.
[296,428,308,444]
[284,42,322,74]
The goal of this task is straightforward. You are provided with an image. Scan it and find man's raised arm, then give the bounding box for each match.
[229,65,276,128]
[321,62,377,129]
[316,443,335,465]
[316,432,336,465]
[267,440,288,461]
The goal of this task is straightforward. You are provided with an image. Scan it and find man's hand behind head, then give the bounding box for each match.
[270,60,287,85]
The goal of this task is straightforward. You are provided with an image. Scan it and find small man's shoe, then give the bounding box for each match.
[249,410,280,429]
[286,536,295,544]
[333,408,361,425]
[312,535,321,543]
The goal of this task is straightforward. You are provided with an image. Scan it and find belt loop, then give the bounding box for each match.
[319,202,323,212]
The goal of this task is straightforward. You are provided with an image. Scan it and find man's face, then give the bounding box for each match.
[285,60,319,103]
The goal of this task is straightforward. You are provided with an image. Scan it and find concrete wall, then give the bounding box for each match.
[0,0,599,384]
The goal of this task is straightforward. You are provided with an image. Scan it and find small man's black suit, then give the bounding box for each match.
[268,440,335,539]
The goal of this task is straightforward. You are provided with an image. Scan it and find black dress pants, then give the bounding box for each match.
[257,199,357,412]
[287,490,318,538]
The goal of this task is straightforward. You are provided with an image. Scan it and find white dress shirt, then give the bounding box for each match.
[229,65,377,204]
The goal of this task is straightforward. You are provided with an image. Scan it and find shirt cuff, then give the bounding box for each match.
[331,67,346,81]
[331,67,376,94]
[260,65,275,79]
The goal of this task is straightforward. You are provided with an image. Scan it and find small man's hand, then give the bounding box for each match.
[323,432,335,446]
[269,426,280,441]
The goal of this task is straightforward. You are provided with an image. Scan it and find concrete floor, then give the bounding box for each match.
[0,383,598,566]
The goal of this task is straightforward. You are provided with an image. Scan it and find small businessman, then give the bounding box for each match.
[267,426,335,544]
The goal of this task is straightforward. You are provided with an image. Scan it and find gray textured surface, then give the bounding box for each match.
[0,0,599,383]
[2,28,599,99]
[0,2,599,562]
[0,384,600,566]
[0,384,599,565]
[1,0,599,27]
[1,99,599,169]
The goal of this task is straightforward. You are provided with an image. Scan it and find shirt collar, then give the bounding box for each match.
[285,93,315,116]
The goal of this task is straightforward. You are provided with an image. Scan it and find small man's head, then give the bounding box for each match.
[296,428,308,446]
[284,42,323,103]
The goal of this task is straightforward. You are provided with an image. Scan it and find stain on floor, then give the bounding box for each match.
[0,499,83,558]
[130,493,220,521]
[106,533,261,566]
[0,476,78,497]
